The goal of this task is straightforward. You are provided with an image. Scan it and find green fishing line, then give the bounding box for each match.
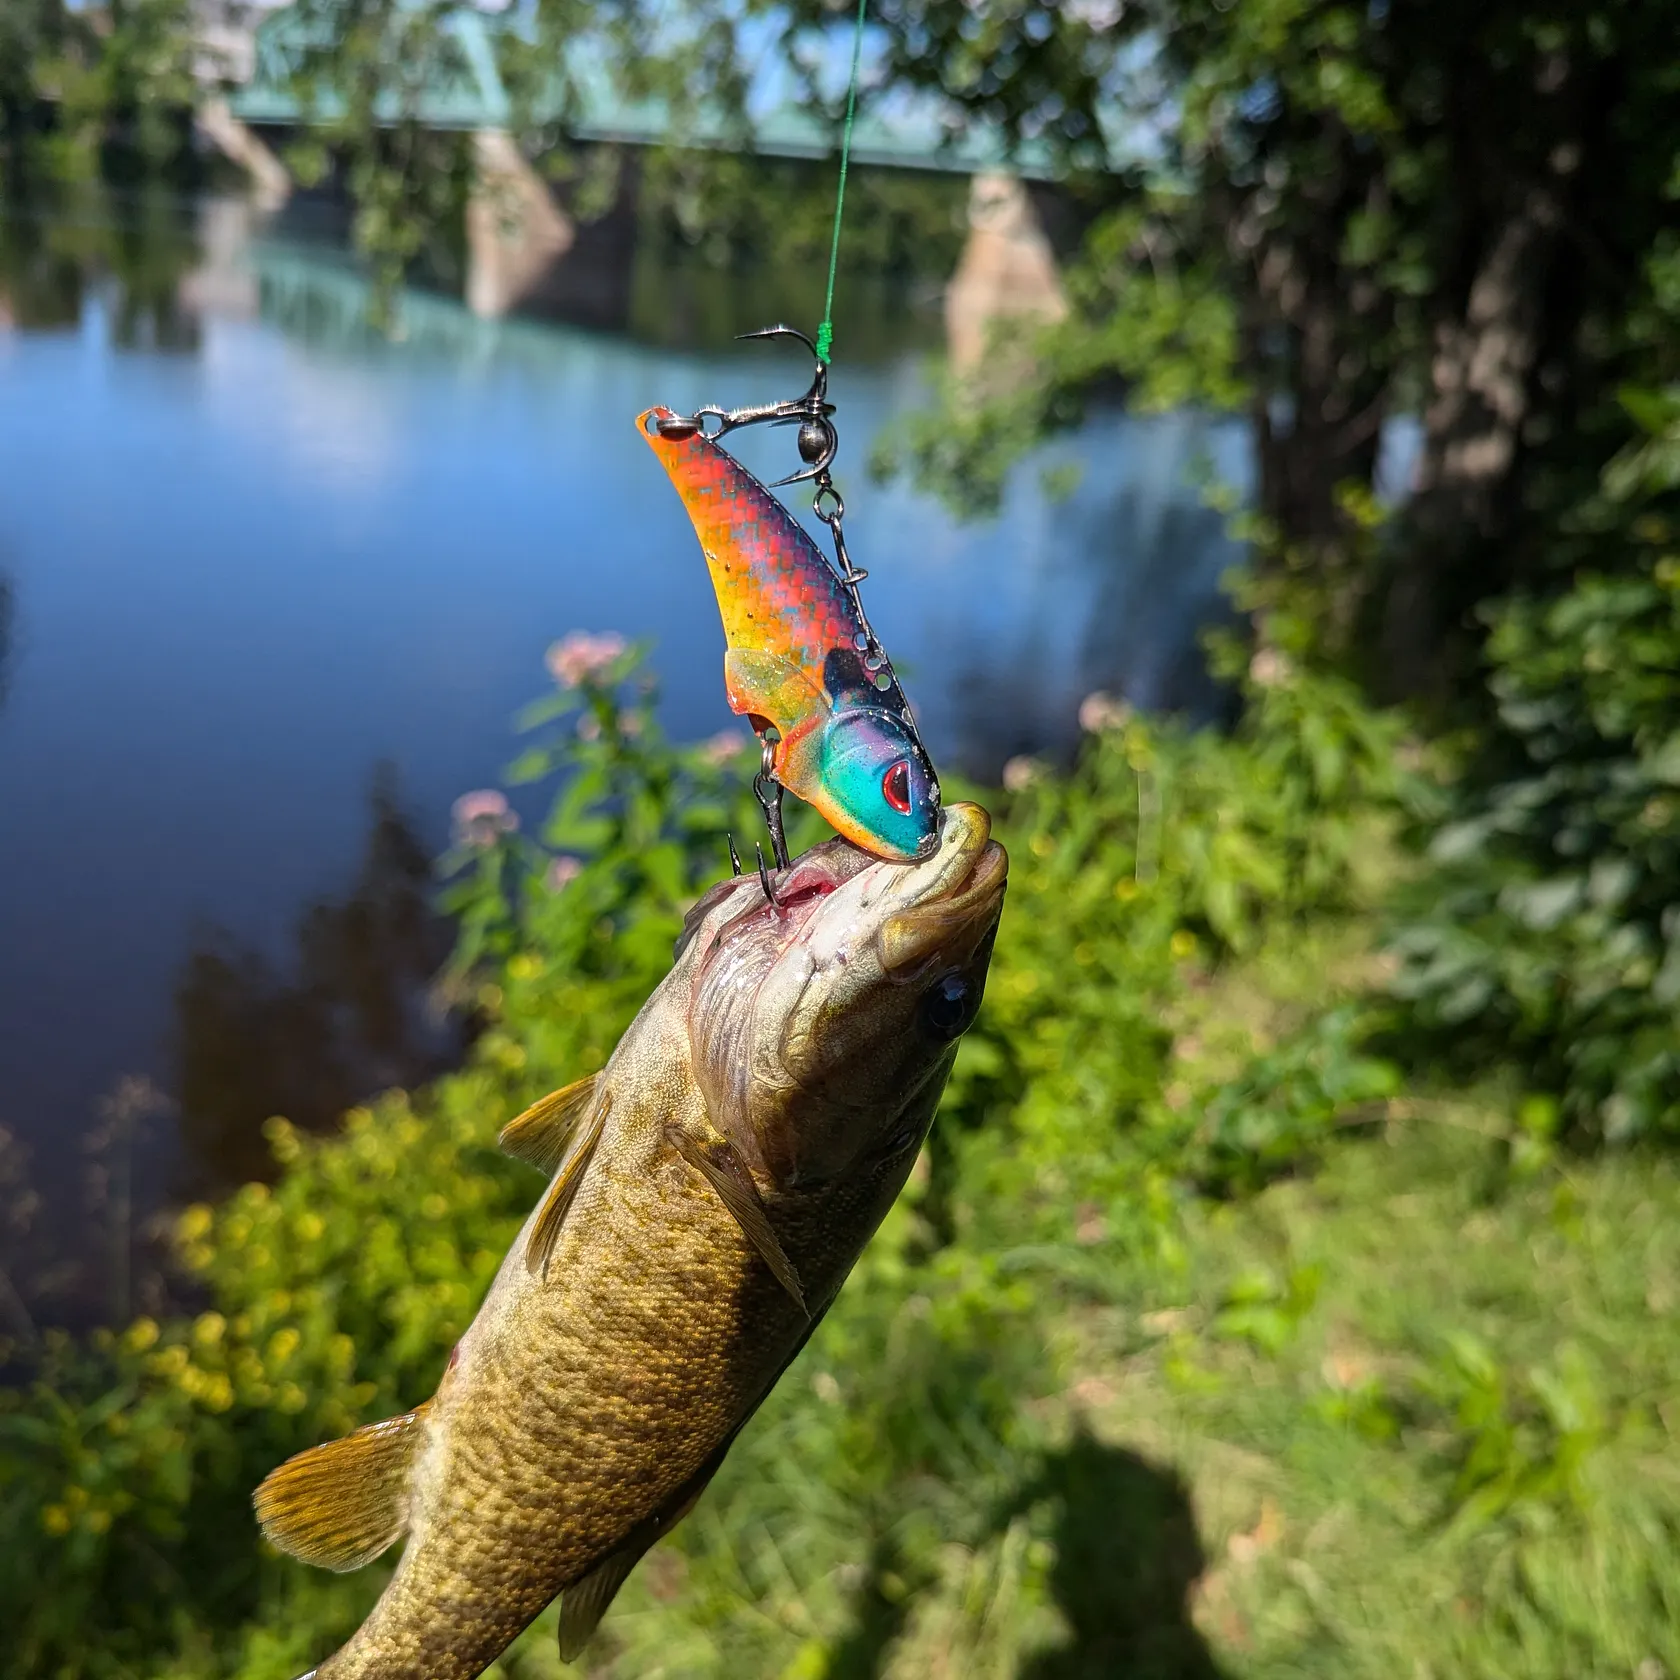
[815,0,869,365]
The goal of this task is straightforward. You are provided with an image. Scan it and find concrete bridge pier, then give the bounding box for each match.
[465,130,573,319]
[197,96,292,211]
[944,170,1067,376]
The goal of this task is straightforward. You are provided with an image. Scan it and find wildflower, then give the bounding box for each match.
[546,856,583,893]
[619,711,644,738]
[545,631,627,688]
[1002,755,1044,793]
[452,789,518,849]
[123,1317,160,1354]
[1248,647,1293,689]
[576,713,602,743]
[699,729,748,766]
[1078,690,1130,733]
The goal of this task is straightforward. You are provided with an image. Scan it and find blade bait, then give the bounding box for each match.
[640,327,940,866]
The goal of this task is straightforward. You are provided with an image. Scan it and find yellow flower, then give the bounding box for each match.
[1114,877,1139,901]
[177,1204,213,1242]
[507,953,540,982]
[267,1327,301,1365]
[85,1508,112,1535]
[123,1317,160,1354]
[420,1194,448,1221]
[1170,930,1199,960]
[193,1312,226,1347]
[295,1212,324,1242]
[204,1374,235,1413]
[42,1505,71,1536]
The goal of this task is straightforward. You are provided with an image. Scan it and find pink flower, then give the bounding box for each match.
[619,711,645,738]
[545,855,583,893]
[699,729,748,766]
[546,631,628,688]
[452,789,518,848]
[577,712,602,742]
[1249,648,1293,689]
[1078,691,1130,733]
[1002,756,1044,793]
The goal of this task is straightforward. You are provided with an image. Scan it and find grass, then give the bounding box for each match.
[459,911,1680,1680]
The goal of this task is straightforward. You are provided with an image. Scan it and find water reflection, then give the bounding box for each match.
[0,188,1246,1320]
[0,187,202,343]
[0,569,13,716]
[173,774,467,1196]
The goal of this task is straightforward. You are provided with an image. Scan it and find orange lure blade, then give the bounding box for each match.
[639,407,940,862]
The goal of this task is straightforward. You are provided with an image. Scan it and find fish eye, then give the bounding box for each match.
[922,973,976,1041]
[882,760,911,815]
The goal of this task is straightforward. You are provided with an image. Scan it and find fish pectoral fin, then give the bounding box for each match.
[724,647,828,735]
[557,1545,641,1663]
[499,1072,601,1176]
[557,1450,724,1662]
[252,1401,431,1572]
[525,1091,612,1278]
[669,1126,807,1317]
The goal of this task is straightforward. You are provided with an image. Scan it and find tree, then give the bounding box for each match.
[803,0,1679,697]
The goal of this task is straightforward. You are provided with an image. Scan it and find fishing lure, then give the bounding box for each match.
[641,329,941,871]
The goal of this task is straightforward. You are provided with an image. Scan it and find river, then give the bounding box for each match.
[0,190,1246,1323]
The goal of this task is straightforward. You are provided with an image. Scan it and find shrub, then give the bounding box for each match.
[1389,388,1680,1143]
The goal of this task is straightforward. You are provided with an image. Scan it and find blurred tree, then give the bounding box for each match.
[806,0,1679,697]
[0,0,198,185]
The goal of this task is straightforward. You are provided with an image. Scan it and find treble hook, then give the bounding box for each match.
[727,834,743,878]
[752,732,792,871]
[755,842,781,910]
[651,325,838,488]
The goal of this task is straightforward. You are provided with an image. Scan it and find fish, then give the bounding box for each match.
[639,406,941,863]
[254,801,1007,1679]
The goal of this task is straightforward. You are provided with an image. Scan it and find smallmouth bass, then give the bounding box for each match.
[255,802,1007,1677]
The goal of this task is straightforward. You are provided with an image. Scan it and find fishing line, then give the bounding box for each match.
[815,0,869,365]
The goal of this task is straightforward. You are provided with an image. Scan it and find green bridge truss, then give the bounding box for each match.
[229,5,1097,179]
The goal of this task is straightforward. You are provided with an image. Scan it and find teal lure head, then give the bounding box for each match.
[818,700,941,863]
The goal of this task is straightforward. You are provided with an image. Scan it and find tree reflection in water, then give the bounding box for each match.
[0,185,201,347]
[174,772,470,1196]
[0,570,13,716]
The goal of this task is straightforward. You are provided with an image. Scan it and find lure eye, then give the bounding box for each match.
[882,760,912,815]
[922,974,975,1041]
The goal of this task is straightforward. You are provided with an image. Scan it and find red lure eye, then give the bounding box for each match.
[882,760,912,814]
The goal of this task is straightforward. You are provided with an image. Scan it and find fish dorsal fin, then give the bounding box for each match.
[724,647,828,735]
[252,1401,431,1572]
[498,1073,601,1176]
[525,1091,612,1278]
[668,1125,806,1317]
[557,1449,726,1661]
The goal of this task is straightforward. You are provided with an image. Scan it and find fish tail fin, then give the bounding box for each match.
[253,1402,431,1572]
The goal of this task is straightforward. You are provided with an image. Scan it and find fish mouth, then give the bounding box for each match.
[683,804,1005,985]
[876,803,1007,977]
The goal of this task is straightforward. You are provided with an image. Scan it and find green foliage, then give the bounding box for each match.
[0,633,1409,1678]
[854,0,1680,690]
[1,0,198,186]
[1184,1007,1398,1197]
[1389,390,1680,1142]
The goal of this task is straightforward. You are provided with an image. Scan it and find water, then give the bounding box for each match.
[0,193,1245,1315]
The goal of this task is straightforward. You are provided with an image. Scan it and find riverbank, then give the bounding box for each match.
[8,637,1676,1679]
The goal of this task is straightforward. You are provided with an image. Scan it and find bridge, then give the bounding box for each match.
[199,1,1089,351]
